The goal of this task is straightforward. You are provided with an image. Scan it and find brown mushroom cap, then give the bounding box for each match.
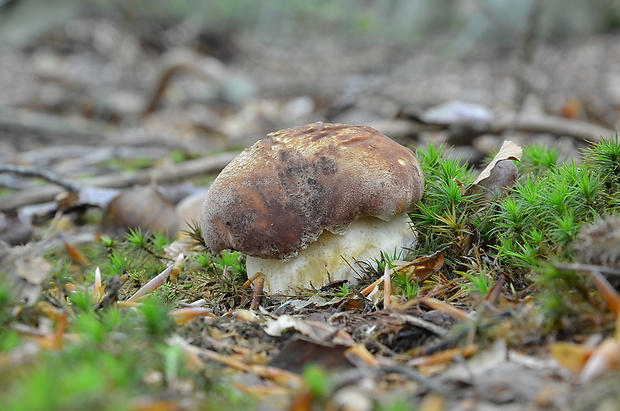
[200,122,424,259]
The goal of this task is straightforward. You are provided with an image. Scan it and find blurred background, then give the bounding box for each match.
[1,0,619,178]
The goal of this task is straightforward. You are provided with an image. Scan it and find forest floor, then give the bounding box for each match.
[1,12,620,411]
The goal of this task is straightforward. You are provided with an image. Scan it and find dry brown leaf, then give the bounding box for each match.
[550,341,592,374]
[468,140,523,200]
[268,336,353,373]
[394,251,445,283]
[473,140,523,185]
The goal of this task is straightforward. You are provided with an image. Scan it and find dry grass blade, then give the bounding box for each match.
[122,254,184,304]
[419,297,471,320]
[360,277,383,296]
[383,264,392,308]
[168,308,216,325]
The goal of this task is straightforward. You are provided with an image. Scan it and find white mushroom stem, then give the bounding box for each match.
[246,212,416,294]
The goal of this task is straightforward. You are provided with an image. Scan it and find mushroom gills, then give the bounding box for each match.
[246,212,416,293]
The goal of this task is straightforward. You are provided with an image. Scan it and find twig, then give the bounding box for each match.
[0,165,81,192]
[0,151,239,211]
[553,262,620,277]
[489,113,613,142]
[390,312,449,336]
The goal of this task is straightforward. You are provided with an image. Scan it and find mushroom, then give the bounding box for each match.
[200,122,424,293]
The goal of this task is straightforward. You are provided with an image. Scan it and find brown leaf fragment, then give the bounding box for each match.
[468,160,518,200]
[550,342,592,374]
[121,258,180,305]
[267,336,353,374]
[484,274,505,308]
[394,251,445,283]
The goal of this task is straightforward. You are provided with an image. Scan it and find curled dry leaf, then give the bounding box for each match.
[468,140,523,199]
[393,250,445,283]
[101,185,179,238]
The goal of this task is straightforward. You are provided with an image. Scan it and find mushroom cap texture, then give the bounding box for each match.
[200,122,424,259]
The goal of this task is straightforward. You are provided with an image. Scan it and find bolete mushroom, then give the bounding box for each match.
[200,122,424,293]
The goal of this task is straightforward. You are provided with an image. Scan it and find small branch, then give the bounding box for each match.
[0,165,81,192]
[0,151,239,211]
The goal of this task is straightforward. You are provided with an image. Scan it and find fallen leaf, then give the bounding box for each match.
[267,336,353,373]
[550,341,592,374]
[468,140,523,200]
[394,250,445,283]
[473,141,523,185]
